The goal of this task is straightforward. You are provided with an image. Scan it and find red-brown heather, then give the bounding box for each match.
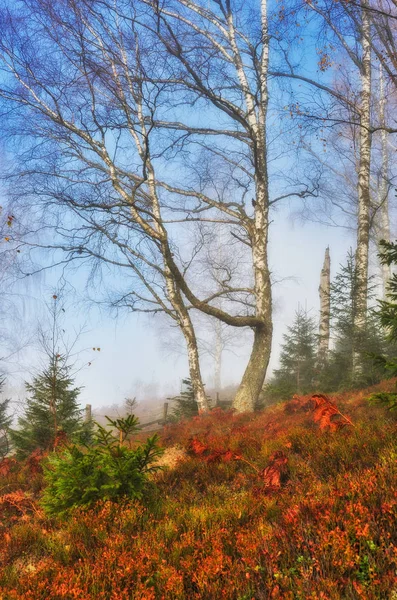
[1,380,397,599]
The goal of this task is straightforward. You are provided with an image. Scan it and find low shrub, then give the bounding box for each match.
[2,382,397,598]
[40,415,164,516]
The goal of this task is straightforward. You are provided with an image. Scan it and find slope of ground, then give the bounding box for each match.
[1,380,397,599]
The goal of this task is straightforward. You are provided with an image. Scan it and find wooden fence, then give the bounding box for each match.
[86,395,233,433]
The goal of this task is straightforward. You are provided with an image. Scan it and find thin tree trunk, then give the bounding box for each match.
[232,0,273,412]
[354,2,372,334]
[214,319,222,393]
[85,404,92,423]
[185,328,209,413]
[146,148,209,412]
[377,63,391,297]
[318,247,331,362]
[163,263,209,413]
[233,175,272,412]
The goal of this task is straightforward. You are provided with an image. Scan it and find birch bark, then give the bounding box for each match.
[376,63,391,297]
[354,1,372,335]
[148,0,274,411]
[318,247,331,363]
[231,0,272,412]
[214,319,222,393]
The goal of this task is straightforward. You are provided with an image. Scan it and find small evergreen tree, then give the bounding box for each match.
[321,250,389,390]
[11,354,83,458]
[77,415,95,447]
[366,240,397,411]
[169,378,211,421]
[377,240,397,349]
[41,414,164,516]
[0,376,12,458]
[265,307,318,401]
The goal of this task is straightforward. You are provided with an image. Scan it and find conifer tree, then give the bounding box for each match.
[321,250,388,390]
[0,376,12,458]
[265,307,318,401]
[169,378,211,421]
[365,240,397,410]
[11,354,82,458]
[378,240,397,347]
[369,240,397,380]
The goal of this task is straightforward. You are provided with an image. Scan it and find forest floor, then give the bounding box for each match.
[1,380,397,599]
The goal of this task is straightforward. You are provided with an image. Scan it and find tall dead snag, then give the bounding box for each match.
[298,0,373,367]
[318,247,331,364]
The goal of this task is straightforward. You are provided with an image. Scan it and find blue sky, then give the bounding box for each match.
[2,202,358,413]
[0,0,389,413]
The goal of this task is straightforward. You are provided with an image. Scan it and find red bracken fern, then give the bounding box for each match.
[189,438,208,456]
[189,439,239,463]
[259,451,289,493]
[0,457,17,478]
[311,394,354,431]
[284,393,354,431]
[189,436,289,493]
[0,490,43,519]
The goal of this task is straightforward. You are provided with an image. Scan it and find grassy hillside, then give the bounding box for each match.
[1,381,397,599]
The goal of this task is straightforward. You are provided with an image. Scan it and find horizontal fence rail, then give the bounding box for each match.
[87,396,234,432]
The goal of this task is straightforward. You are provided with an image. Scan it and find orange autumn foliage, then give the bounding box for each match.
[24,449,45,475]
[284,393,354,431]
[189,436,289,493]
[1,380,397,599]
[260,450,288,493]
[312,393,353,431]
[0,457,17,478]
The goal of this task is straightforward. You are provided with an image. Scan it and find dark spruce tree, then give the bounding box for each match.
[377,240,397,349]
[264,307,318,402]
[11,354,83,458]
[321,250,389,391]
[0,376,12,458]
[366,240,397,411]
[169,378,212,421]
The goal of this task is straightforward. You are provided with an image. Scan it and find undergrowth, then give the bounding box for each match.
[1,380,397,599]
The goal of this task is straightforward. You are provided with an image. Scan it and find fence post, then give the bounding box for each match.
[85,404,92,423]
[163,402,169,424]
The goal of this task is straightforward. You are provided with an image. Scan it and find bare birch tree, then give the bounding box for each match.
[0,0,321,412]
[0,0,211,411]
[354,1,372,339]
[307,1,372,339]
[373,64,393,296]
[277,0,374,346]
[133,0,319,411]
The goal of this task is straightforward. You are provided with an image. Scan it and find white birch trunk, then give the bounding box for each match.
[232,0,272,412]
[162,256,209,413]
[232,177,272,412]
[163,261,209,412]
[377,63,391,297]
[184,320,209,413]
[146,162,209,412]
[232,325,271,412]
[318,247,331,362]
[354,3,372,334]
[214,319,222,393]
